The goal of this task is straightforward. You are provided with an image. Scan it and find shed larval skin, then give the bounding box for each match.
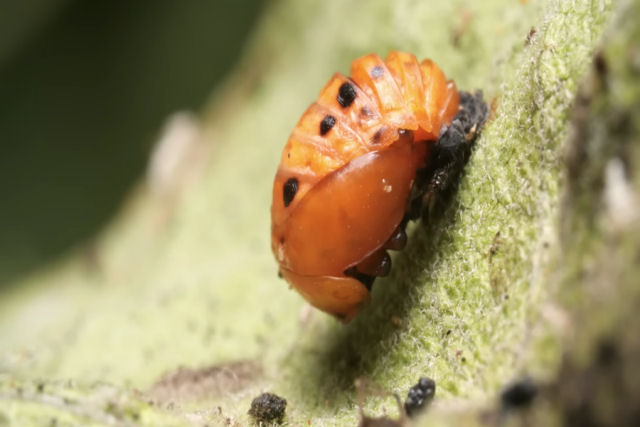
[271,51,459,322]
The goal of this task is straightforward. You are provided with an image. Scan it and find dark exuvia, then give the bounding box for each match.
[248,392,287,424]
[404,376,436,418]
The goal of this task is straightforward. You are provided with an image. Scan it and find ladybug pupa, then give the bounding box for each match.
[271,51,488,322]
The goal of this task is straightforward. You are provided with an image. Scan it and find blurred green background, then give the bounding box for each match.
[0,0,265,287]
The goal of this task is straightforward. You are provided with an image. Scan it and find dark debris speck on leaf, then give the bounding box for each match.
[500,377,538,409]
[404,377,436,418]
[248,392,287,424]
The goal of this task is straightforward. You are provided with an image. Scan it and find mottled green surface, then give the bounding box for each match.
[1,0,634,425]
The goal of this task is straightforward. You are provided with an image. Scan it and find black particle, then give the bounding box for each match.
[337,82,357,108]
[594,51,608,77]
[404,377,436,418]
[320,115,336,136]
[283,178,298,207]
[371,66,384,78]
[500,377,538,409]
[248,392,287,424]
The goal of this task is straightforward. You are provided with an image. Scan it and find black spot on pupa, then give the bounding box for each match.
[283,178,298,207]
[359,106,374,119]
[320,115,336,136]
[337,82,356,108]
[371,126,386,144]
[370,66,384,78]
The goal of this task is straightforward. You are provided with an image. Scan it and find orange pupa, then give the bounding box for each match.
[271,51,486,322]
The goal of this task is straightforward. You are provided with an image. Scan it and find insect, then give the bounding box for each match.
[271,51,488,322]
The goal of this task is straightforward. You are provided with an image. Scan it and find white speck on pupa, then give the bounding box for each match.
[382,178,392,193]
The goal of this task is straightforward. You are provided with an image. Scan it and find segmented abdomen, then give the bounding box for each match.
[272,51,459,225]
